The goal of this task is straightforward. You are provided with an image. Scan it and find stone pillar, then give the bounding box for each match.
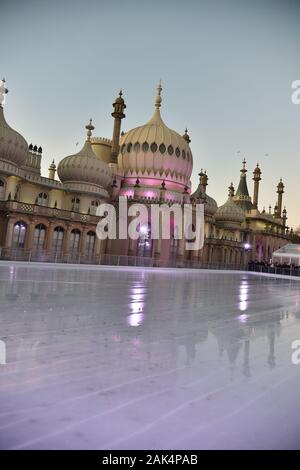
[25,221,36,250]
[4,219,15,248]
[63,225,71,254]
[80,228,88,255]
[45,223,55,251]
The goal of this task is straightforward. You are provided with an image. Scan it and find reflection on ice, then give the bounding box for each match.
[0,264,300,449]
[127,312,144,327]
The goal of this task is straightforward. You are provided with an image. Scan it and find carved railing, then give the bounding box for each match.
[0,200,99,224]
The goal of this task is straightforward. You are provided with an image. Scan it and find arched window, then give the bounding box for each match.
[89,200,100,215]
[69,229,81,254]
[33,224,46,249]
[12,222,27,248]
[0,179,5,200]
[85,231,96,256]
[52,226,64,252]
[71,197,80,212]
[37,192,48,206]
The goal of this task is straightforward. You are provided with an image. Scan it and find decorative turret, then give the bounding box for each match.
[252,163,261,209]
[111,90,126,164]
[233,159,254,211]
[282,207,287,226]
[48,159,56,180]
[199,169,208,193]
[276,178,285,218]
[190,170,218,216]
[183,128,191,143]
[228,182,235,198]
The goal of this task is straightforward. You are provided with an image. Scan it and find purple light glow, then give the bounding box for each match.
[127,312,144,327]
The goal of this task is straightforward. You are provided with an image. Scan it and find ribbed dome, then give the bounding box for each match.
[215,197,245,223]
[118,83,193,188]
[204,194,218,216]
[57,120,112,189]
[0,104,28,167]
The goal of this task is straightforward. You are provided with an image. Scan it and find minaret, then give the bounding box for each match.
[252,163,261,209]
[48,160,56,180]
[276,179,285,218]
[110,90,126,164]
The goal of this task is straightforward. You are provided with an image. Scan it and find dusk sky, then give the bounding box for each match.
[1,0,300,227]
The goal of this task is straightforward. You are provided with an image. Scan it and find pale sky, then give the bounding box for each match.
[1,0,300,227]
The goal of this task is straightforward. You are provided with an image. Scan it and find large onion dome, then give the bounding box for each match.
[0,79,28,167]
[190,170,218,216]
[57,119,112,192]
[118,82,193,192]
[215,183,245,224]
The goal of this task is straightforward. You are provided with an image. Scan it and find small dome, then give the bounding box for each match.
[57,120,112,189]
[215,197,245,223]
[0,91,28,167]
[204,194,218,216]
[190,171,218,216]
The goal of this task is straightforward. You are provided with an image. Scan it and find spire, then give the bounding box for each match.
[234,159,254,211]
[155,80,162,109]
[0,78,8,107]
[85,118,94,142]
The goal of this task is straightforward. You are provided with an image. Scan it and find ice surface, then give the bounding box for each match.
[0,262,300,450]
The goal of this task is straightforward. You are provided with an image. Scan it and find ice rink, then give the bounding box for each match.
[0,262,300,450]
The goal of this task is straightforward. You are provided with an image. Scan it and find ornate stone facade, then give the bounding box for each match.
[0,79,298,265]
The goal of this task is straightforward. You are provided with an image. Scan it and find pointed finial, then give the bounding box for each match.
[0,77,9,107]
[155,80,162,109]
[183,127,191,143]
[85,118,94,142]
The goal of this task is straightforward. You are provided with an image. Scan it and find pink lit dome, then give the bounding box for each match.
[118,83,193,194]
